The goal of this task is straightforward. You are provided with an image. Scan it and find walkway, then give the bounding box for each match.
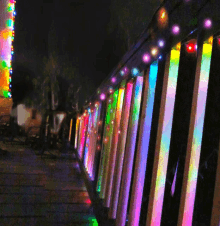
[0,141,98,226]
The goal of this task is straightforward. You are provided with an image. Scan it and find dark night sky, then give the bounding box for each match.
[13,0,125,89]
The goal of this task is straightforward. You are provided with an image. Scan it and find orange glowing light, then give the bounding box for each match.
[158,7,168,29]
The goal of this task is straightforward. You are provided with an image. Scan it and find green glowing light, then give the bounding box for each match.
[6,19,13,28]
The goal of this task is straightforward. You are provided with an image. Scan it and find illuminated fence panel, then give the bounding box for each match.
[96,97,112,193]
[146,43,181,226]
[0,0,16,98]
[100,89,119,199]
[104,87,125,207]
[128,61,159,226]
[78,113,89,160]
[116,74,144,226]
[178,37,213,226]
[84,109,92,171]
[109,81,134,219]
[88,103,102,180]
[74,116,80,149]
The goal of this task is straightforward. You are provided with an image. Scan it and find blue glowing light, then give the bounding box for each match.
[131,68,139,76]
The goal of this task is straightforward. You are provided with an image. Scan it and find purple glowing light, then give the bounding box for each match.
[204,18,212,29]
[142,53,151,63]
[100,93,106,100]
[111,77,116,83]
[158,40,165,47]
[172,25,180,35]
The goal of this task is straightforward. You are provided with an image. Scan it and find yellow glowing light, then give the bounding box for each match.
[151,48,158,56]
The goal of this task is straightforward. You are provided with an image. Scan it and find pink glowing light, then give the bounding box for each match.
[111,77,116,83]
[100,93,106,100]
[204,18,212,29]
[142,53,151,63]
[172,25,180,35]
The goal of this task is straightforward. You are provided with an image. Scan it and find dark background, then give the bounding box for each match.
[13,0,126,91]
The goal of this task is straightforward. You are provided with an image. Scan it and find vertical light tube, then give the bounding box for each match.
[77,116,83,155]
[96,98,112,193]
[79,113,89,160]
[74,116,80,149]
[178,37,213,226]
[116,75,144,226]
[68,118,73,142]
[109,82,133,219]
[146,43,181,226]
[0,0,16,98]
[127,61,158,226]
[100,89,119,199]
[89,103,102,180]
[104,87,125,207]
[84,110,92,170]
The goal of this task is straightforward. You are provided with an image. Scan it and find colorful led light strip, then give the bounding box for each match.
[84,109,92,170]
[116,75,144,226]
[147,43,181,226]
[88,103,101,181]
[96,97,112,193]
[179,37,213,226]
[78,113,89,159]
[86,105,100,180]
[100,89,118,199]
[109,81,133,219]
[74,117,80,149]
[104,87,125,207]
[77,116,83,154]
[0,0,16,98]
[128,61,159,226]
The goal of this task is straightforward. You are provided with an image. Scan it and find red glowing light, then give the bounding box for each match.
[186,42,197,53]
[85,199,92,204]
[104,137,109,144]
[218,37,220,46]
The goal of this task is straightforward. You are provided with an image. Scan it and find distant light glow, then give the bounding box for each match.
[100,93,106,100]
[172,25,180,35]
[142,53,151,63]
[120,70,125,76]
[158,7,168,28]
[111,77,116,83]
[109,87,114,94]
[204,18,212,29]
[151,47,158,56]
[158,40,165,47]
[131,68,139,76]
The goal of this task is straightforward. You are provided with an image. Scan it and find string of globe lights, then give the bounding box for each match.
[0,0,16,98]
[79,0,216,119]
